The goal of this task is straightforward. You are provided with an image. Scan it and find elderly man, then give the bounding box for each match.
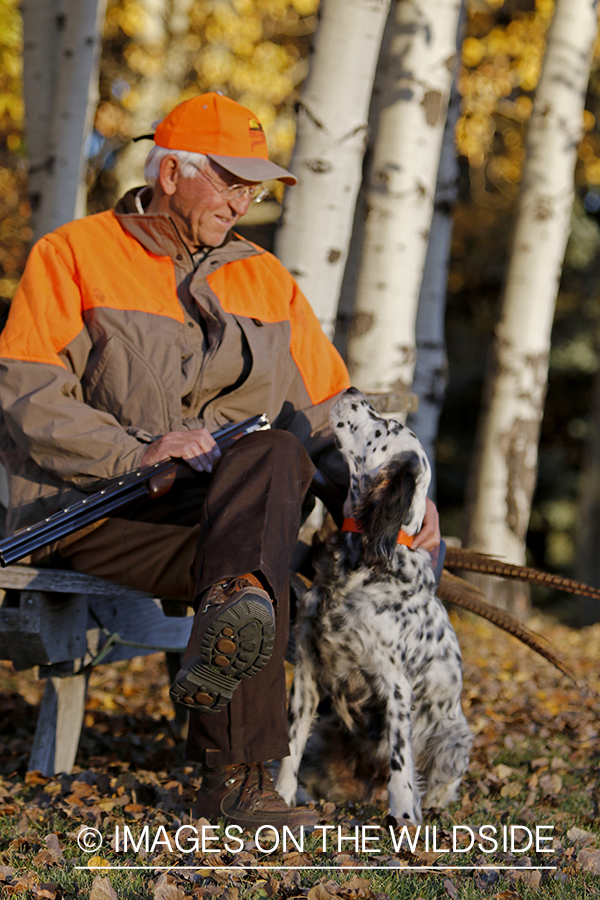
[0,93,439,828]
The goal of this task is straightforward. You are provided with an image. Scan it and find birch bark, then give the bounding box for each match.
[345,0,462,398]
[274,0,392,338]
[21,0,65,234]
[465,0,599,613]
[23,0,106,239]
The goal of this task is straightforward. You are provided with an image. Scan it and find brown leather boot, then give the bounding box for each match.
[169,574,275,714]
[195,763,317,831]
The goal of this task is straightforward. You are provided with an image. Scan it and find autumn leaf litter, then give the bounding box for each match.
[1,614,600,897]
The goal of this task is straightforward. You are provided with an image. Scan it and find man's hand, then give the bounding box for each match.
[140,429,222,474]
[412,497,441,551]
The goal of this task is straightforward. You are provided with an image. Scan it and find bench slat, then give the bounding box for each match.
[0,564,154,600]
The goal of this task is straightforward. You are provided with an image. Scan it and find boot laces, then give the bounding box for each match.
[233,763,280,809]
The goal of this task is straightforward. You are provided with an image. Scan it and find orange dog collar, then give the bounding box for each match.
[341,518,414,548]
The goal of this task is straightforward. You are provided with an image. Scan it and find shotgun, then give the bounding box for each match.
[0,414,270,567]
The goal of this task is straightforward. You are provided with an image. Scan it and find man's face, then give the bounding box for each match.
[168,159,257,250]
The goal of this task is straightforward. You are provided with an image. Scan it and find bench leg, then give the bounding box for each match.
[29,674,88,776]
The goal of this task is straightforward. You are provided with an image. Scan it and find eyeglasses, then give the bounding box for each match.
[189,163,270,203]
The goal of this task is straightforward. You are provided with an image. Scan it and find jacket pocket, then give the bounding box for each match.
[84,333,170,433]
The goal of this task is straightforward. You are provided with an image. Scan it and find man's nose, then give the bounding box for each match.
[228,193,253,216]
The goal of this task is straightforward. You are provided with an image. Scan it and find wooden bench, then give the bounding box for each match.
[0,563,192,776]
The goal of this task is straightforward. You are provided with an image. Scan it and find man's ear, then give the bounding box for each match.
[157,155,180,196]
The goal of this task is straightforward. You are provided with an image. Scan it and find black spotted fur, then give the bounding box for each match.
[276,388,473,824]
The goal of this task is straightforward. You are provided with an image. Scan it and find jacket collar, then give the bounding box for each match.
[113,186,261,271]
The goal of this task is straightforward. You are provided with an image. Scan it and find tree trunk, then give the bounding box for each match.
[345,0,462,400]
[407,78,462,496]
[274,0,392,339]
[23,0,107,240]
[465,0,599,615]
[21,0,65,232]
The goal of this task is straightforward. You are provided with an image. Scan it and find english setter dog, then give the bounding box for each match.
[276,388,472,824]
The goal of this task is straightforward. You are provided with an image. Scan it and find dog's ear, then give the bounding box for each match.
[355,453,419,567]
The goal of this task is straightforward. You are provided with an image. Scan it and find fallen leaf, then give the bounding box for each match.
[308,885,334,900]
[25,771,50,786]
[538,774,562,796]
[343,875,370,891]
[32,849,56,866]
[45,834,64,861]
[474,870,499,891]
[281,870,300,890]
[87,857,111,869]
[444,879,458,899]
[216,889,239,900]
[577,848,600,875]
[509,869,541,890]
[89,874,120,900]
[500,782,522,798]
[258,875,280,898]
[9,835,43,851]
[96,799,117,812]
[33,883,60,899]
[153,883,188,900]
[567,826,596,848]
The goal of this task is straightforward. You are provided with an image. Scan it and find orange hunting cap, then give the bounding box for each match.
[152,92,297,185]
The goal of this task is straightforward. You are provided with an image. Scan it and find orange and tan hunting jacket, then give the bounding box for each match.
[0,190,350,533]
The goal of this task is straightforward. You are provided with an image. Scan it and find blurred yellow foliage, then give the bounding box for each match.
[0,0,28,308]
[458,0,600,204]
[98,0,321,167]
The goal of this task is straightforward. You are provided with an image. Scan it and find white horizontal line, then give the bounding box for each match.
[75,865,558,871]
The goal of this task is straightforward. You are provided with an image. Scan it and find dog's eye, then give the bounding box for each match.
[336,422,345,428]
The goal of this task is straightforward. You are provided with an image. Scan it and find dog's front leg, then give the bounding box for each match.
[276,657,320,806]
[384,673,422,825]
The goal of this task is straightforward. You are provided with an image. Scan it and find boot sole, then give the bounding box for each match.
[169,596,275,713]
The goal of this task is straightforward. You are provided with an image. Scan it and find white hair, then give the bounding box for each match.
[144,146,209,186]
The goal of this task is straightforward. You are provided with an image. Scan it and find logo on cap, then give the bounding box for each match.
[249,117,266,151]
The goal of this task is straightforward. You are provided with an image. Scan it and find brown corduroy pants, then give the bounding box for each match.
[57,430,316,766]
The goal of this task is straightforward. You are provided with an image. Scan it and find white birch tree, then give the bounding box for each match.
[345,0,462,400]
[274,0,392,339]
[465,0,600,614]
[22,0,106,240]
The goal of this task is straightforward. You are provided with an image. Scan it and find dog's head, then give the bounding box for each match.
[330,388,431,567]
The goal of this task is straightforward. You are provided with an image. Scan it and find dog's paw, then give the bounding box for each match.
[275,757,299,806]
[388,774,422,825]
[388,799,423,826]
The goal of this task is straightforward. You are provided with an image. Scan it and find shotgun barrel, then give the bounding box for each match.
[0,413,270,567]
